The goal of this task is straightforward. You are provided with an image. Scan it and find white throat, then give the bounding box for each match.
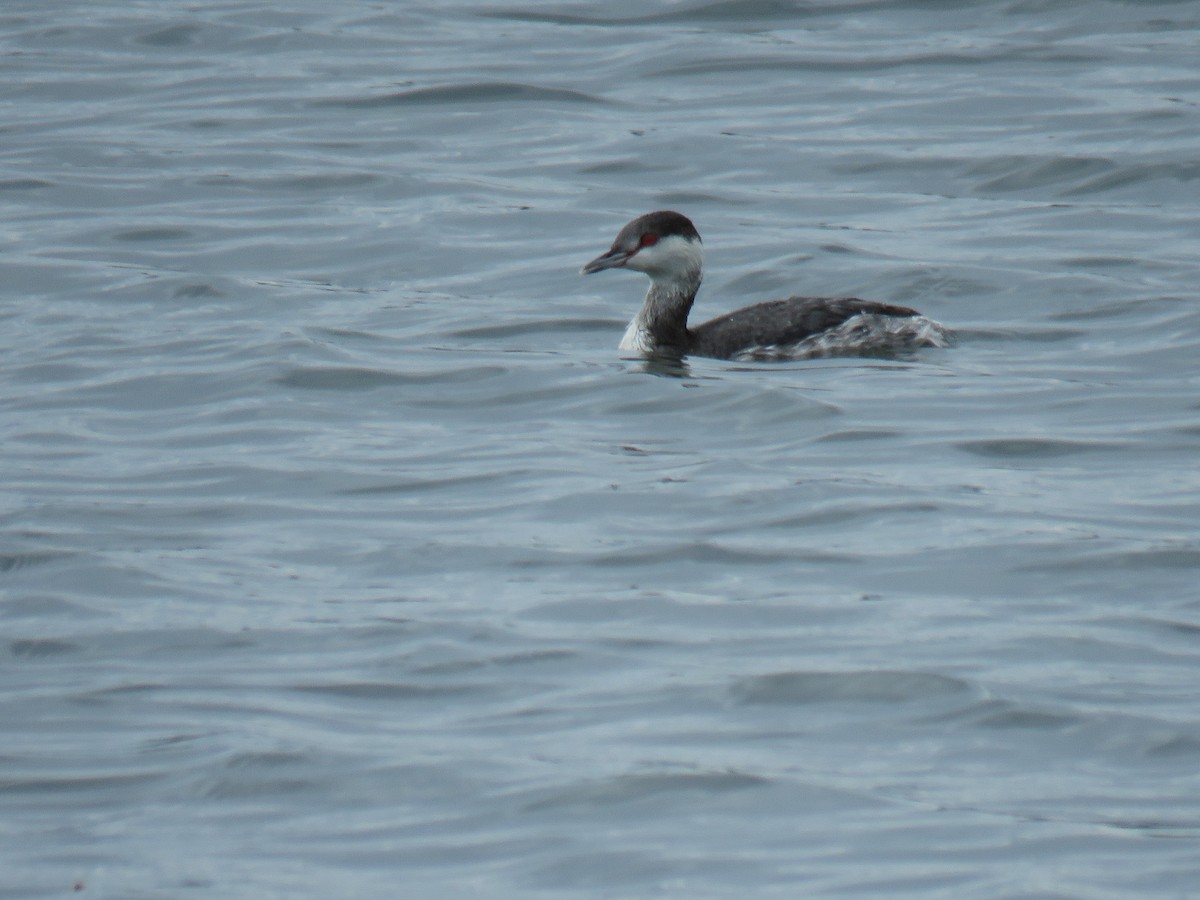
[618,317,653,354]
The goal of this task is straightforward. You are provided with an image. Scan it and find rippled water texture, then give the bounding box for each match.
[3,1,1200,896]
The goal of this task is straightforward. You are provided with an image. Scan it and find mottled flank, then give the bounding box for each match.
[692,297,950,360]
[727,312,952,361]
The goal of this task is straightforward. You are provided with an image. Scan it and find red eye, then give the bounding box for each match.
[640,233,659,247]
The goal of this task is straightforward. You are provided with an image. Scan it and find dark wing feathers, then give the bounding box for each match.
[688,297,918,359]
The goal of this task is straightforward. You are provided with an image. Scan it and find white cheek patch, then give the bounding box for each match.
[627,234,703,279]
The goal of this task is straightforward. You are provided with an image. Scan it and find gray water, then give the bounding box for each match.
[3,1,1200,896]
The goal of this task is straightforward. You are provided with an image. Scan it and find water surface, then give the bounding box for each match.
[2,1,1200,896]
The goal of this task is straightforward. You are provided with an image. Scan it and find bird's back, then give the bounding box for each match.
[688,296,923,360]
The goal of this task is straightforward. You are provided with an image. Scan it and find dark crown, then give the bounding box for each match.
[633,210,701,243]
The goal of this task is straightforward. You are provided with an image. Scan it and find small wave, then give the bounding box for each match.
[338,472,502,497]
[9,638,80,658]
[0,178,53,191]
[731,669,974,705]
[133,23,204,47]
[0,551,70,573]
[112,227,194,242]
[521,770,772,813]
[172,283,224,299]
[964,155,1200,198]
[956,437,1119,459]
[1023,544,1200,573]
[0,771,161,795]
[291,681,482,700]
[193,172,388,192]
[451,318,618,340]
[1062,160,1200,197]
[313,82,606,109]
[583,541,854,568]
[485,0,864,27]
[274,365,505,391]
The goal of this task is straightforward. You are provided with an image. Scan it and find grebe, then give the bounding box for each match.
[581,210,949,361]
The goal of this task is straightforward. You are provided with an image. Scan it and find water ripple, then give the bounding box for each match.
[4,0,1200,896]
[313,82,607,108]
[731,670,976,706]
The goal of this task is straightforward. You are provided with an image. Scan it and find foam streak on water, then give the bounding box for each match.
[2,1,1200,896]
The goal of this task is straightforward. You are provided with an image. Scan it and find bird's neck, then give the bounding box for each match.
[620,268,702,356]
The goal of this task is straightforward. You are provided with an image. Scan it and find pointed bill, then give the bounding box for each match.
[581,247,632,275]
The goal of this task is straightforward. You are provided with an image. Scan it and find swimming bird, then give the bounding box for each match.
[581,210,949,361]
